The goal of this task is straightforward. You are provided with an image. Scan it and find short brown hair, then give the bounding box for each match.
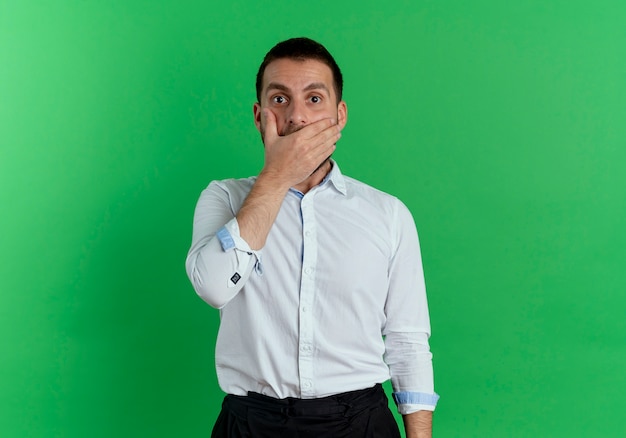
[256,37,343,103]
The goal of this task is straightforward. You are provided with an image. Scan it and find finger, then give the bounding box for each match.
[313,142,337,162]
[262,109,278,144]
[309,121,342,146]
[298,117,337,140]
[307,130,340,163]
[308,145,337,176]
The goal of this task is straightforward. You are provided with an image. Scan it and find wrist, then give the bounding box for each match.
[257,169,292,192]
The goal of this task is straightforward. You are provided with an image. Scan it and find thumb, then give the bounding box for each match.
[262,109,278,144]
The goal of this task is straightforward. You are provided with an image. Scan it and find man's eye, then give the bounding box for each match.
[273,96,286,104]
[310,96,321,103]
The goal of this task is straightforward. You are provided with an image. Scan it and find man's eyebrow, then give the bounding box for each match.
[265,82,330,95]
[265,82,290,94]
[303,82,330,94]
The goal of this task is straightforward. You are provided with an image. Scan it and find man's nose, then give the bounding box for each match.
[286,100,308,126]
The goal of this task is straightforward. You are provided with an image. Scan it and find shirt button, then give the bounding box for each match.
[302,381,312,389]
[301,306,307,313]
[304,267,312,275]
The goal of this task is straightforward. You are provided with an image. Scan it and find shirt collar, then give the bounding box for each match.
[324,159,347,196]
[289,159,348,198]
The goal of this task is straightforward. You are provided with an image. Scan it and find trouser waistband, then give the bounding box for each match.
[224,384,387,418]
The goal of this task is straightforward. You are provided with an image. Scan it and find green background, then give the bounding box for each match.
[2,1,625,436]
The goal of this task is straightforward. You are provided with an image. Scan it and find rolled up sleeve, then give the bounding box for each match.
[385,331,440,413]
[185,181,261,309]
[383,200,439,414]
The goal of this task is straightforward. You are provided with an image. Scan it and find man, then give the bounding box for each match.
[186,37,439,438]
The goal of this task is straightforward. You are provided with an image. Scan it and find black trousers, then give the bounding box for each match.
[211,384,401,438]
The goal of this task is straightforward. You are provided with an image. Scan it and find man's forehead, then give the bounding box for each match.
[262,58,334,92]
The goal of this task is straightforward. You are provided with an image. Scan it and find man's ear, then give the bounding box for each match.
[253,102,262,133]
[337,101,348,130]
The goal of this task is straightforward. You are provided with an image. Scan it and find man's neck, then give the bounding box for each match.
[293,158,332,194]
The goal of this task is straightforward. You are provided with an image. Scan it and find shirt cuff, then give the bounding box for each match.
[393,391,440,414]
[216,218,263,280]
[216,226,236,251]
[216,218,253,251]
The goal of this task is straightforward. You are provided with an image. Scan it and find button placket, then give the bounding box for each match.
[298,193,317,396]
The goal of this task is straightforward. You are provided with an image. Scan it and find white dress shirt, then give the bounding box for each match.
[186,161,439,414]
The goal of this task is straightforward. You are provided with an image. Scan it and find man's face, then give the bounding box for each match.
[254,58,347,140]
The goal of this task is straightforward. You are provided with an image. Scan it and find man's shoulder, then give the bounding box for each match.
[342,175,401,205]
[198,177,256,212]
[206,176,257,193]
[339,175,417,232]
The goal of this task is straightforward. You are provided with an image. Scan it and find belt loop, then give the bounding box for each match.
[341,401,354,418]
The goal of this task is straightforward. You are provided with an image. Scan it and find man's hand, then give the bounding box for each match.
[235,110,340,250]
[260,109,341,189]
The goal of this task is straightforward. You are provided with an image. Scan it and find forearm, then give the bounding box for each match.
[186,181,262,309]
[403,410,433,438]
[239,111,339,250]
[237,171,290,250]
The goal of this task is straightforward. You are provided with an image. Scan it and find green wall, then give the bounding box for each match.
[2,1,625,436]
